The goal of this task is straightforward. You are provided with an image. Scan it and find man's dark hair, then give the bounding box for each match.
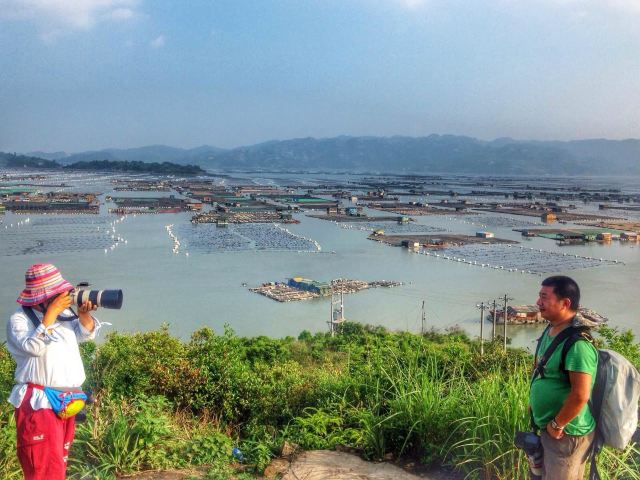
[541,275,580,311]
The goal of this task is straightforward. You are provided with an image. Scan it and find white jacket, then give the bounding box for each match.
[6,308,103,410]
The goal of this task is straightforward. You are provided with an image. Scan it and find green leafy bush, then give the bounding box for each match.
[1,321,638,479]
[0,344,16,401]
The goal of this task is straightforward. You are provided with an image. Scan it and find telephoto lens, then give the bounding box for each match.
[514,431,543,479]
[70,288,123,309]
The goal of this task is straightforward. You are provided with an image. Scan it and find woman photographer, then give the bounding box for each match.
[6,263,104,480]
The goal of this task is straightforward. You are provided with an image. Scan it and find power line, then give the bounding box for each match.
[492,299,497,341]
[476,301,490,356]
[501,294,514,352]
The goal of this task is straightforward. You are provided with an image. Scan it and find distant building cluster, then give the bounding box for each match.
[1,190,99,214]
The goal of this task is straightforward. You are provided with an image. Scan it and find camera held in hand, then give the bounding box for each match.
[70,282,123,309]
[514,431,543,479]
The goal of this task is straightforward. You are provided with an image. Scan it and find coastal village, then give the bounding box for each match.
[1,169,638,330]
[3,172,639,231]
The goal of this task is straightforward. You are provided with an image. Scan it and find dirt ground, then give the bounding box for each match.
[119,450,463,480]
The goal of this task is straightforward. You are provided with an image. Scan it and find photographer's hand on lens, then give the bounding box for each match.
[78,300,98,332]
[78,300,98,314]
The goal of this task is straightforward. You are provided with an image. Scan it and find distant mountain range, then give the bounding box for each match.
[4,135,637,175]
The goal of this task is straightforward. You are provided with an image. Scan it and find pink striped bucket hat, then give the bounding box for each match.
[17,263,74,306]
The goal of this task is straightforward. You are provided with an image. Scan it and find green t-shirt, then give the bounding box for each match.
[529,328,598,435]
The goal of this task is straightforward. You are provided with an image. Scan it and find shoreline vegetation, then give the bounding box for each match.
[0,154,206,175]
[1,323,639,479]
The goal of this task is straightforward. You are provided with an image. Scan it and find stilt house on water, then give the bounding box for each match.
[489,305,608,326]
[490,305,542,324]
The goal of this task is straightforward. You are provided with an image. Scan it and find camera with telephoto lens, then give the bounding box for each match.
[70,282,123,310]
[514,431,543,479]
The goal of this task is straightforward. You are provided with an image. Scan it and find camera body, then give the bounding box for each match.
[69,283,123,309]
[514,431,543,478]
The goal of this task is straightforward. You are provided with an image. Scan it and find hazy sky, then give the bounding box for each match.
[1,0,639,153]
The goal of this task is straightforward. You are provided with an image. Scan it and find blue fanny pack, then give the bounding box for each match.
[32,384,87,419]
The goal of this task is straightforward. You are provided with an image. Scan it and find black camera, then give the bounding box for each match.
[514,431,542,454]
[514,431,543,479]
[70,282,123,310]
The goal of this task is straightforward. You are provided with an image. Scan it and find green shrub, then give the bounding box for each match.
[71,395,205,476]
[0,343,16,401]
[0,404,21,480]
[89,326,199,406]
[184,431,233,466]
[17,320,633,479]
[597,326,640,369]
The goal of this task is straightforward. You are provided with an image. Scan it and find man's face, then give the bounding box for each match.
[537,285,570,321]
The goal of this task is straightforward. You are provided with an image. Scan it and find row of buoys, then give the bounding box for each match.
[3,217,31,229]
[509,244,622,265]
[418,248,541,275]
[446,215,541,229]
[165,224,188,256]
[166,224,180,254]
[1,214,131,255]
[338,222,370,232]
[452,218,489,228]
[104,215,128,254]
[104,241,122,253]
[273,223,321,251]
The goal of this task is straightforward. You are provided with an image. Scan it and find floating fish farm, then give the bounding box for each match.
[418,243,622,275]
[173,223,320,253]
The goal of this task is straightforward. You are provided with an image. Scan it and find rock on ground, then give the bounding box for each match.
[278,450,431,480]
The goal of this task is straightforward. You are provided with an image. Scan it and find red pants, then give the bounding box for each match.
[14,386,76,480]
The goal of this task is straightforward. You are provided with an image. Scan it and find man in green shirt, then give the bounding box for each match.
[529,275,598,479]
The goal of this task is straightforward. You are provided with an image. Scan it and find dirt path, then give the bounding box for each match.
[278,450,430,479]
[119,450,459,480]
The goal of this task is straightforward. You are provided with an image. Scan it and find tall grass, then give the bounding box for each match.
[0,323,638,479]
[445,372,530,479]
[348,342,532,478]
[0,404,21,480]
[597,444,640,480]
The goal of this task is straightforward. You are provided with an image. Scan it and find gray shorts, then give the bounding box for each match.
[540,430,595,480]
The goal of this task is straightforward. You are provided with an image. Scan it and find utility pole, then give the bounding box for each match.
[476,302,489,356]
[502,294,513,352]
[328,291,346,337]
[492,299,497,341]
[421,300,426,335]
[329,293,334,337]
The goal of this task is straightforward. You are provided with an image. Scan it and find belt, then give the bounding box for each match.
[27,382,83,393]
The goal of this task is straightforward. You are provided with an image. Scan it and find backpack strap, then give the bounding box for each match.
[533,324,551,364]
[532,325,579,380]
[21,306,78,329]
[559,327,593,374]
[22,306,41,329]
[589,433,604,480]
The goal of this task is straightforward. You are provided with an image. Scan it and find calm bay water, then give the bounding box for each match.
[1,171,639,353]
